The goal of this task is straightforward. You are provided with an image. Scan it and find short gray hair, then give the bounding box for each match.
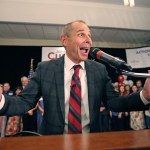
[62,20,87,36]
[21,76,28,82]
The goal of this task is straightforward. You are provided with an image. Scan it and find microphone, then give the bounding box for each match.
[89,48,132,71]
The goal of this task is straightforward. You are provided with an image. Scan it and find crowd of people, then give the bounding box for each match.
[100,80,150,132]
[0,77,44,137]
[0,20,150,136]
[0,77,150,136]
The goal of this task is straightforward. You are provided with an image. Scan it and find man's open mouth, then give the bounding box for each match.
[80,47,90,53]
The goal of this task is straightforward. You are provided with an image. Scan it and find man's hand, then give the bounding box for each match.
[27,109,34,116]
[142,70,150,101]
[100,107,105,112]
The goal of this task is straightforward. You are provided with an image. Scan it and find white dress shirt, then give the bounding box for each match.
[64,54,90,133]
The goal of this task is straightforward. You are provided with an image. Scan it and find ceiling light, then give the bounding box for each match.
[124,0,129,6]
[129,0,135,7]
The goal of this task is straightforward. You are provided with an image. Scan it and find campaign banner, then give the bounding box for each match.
[125,47,150,68]
[42,47,65,61]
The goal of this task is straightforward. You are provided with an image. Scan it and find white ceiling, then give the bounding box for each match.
[0,22,149,44]
[0,0,150,48]
[73,0,150,8]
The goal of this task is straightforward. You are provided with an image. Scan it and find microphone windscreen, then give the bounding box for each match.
[89,48,100,58]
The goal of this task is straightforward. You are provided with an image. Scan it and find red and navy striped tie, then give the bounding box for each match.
[68,65,82,134]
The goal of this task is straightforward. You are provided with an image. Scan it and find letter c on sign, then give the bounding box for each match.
[48,52,55,60]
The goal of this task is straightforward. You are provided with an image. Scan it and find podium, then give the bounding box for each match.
[0,129,150,150]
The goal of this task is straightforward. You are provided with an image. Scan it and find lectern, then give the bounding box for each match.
[0,130,150,150]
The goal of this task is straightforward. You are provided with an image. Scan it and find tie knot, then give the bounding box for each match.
[73,65,81,76]
[73,65,81,70]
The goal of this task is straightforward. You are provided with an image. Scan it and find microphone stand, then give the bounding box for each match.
[118,69,150,78]
[90,58,150,78]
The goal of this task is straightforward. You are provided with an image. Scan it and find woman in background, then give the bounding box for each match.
[37,97,44,133]
[124,84,131,130]
[110,84,125,131]
[5,86,23,136]
[130,85,146,130]
[0,84,3,136]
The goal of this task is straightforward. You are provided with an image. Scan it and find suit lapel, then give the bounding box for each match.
[54,56,65,120]
[85,60,95,122]
[54,58,96,122]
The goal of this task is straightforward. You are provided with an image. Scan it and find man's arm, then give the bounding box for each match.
[140,91,150,105]
[141,70,150,102]
[0,86,5,109]
[0,85,2,99]
[0,95,5,109]
[109,70,150,112]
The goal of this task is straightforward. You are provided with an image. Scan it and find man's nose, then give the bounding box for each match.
[85,35,92,44]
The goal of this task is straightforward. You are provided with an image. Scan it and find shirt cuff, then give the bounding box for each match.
[0,94,5,109]
[140,91,150,105]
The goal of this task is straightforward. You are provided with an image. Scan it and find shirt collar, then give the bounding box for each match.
[64,54,85,71]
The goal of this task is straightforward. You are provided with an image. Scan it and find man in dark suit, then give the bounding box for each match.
[20,76,37,132]
[0,20,150,135]
[3,82,14,96]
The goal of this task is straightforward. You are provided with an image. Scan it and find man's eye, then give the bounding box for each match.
[79,33,83,37]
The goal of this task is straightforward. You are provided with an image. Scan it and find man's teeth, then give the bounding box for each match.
[80,48,89,52]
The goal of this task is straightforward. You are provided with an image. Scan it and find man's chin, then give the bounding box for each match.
[81,56,88,61]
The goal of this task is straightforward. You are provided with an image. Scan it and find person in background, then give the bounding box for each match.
[3,82,13,96]
[113,82,119,92]
[99,101,110,132]
[21,76,29,89]
[20,76,37,132]
[124,84,131,130]
[0,20,150,135]
[0,116,2,136]
[124,84,131,96]
[0,84,3,136]
[144,108,150,129]
[136,79,150,129]
[137,79,150,129]
[136,80,143,92]
[1,82,13,136]
[110,85,125,131]
[37,97,44,133]
[130,85,146,130]
[5,86,23,136]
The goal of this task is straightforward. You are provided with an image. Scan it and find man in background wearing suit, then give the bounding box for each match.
[20,76,37,132]
[3,82,13,97]
[0,20,150,135]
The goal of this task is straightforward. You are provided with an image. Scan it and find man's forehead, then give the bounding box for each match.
[72,22,90,30]
[76,29,91,33]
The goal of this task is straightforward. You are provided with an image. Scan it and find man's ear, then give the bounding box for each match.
[60,35,67,46]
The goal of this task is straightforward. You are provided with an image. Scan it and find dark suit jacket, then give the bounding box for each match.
[0,56,149,135]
